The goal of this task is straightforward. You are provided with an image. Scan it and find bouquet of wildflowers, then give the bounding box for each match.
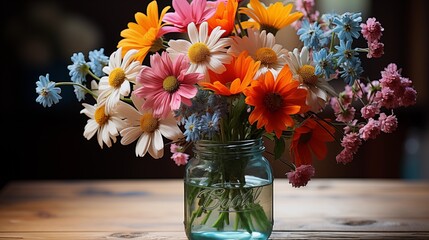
[35,0,417,189]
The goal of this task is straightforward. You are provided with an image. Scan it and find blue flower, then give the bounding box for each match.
[313,48,335,79]
[208,94,227,115]
[339,58,363,85]
[184,114,201,142]
[67,52,89,83]
[73,86,86,102]
[297,20,329,50]
[188,89,210,115]
[35,74,62,107]
[321,13,337,29]
[332,12,362,42]
[333,40,358,65]
[67,52,90,101]
[88,48,109,77]
[200,112,220,138]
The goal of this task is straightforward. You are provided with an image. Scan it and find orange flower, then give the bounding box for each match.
[208,0,238,37]
[239,0,303,35]
[290,118,335,167]
[200,52,260,96]
[244,65,308,138]
[117,1,171,62]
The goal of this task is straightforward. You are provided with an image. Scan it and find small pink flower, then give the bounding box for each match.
[330,97,341,113]
[379,113,398,133]
[343,120,360,134]
[295,0,316,15]
[361,17,384,42]
[352,80,367,99]
[292,0,320,30]
[380,64,402,89]
[335,106,356,123]
[336,149,354,164]
[400,87,417,107]
[381,63,399,77]
[341,132,362,154]
[367,41,384,58]
[361,103,380,119]
[359,118,381,141]
[377,88,397,109]
[286,165,315,188]
[171,152,189,166]
[170,143,180,154]
[365,80,381,102]
[339,85,354,105]
[401,77,413,87]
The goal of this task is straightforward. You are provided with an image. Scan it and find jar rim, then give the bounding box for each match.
[193,138,265,153]
[195,137,263,145]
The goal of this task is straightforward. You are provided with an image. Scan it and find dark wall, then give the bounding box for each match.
[2,0,428,187]
[2,0,186,187]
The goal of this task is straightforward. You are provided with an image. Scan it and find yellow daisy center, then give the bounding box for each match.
[40,89,48,96]
[140,113,159,133]
[263,92,283,112]
[109,68,126,88]
[255,47,278,66]
[163,76,179,93]
[188,42,210,63]
[298,65,318,85]
[94,106,109,126]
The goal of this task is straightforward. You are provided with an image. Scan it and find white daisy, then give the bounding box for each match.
[97,47,143,114]
[166,21,232,81]
[228,28,288,78]
[80,101,128,149]
[116,94,183,159]
[285,46,337,112]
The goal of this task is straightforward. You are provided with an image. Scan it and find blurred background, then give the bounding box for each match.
[2,0,428,189]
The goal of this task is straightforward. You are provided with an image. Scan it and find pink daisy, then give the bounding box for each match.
[134,52,204,119]
[163,0,216,33]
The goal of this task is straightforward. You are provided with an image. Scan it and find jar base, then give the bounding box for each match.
[190,230,270,240]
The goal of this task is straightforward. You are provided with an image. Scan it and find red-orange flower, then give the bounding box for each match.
[290,118,335,167]
[244,65,308,138]
[199,51,260,96]
[207,0,238,37]
[117,1,171,62]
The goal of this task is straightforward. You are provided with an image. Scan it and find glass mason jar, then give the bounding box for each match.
[184,138,273,240]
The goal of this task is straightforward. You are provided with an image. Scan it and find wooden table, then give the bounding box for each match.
[0,179,428,239]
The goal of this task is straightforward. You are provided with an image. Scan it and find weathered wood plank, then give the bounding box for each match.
[0,179,428,234]
[0,231,428,240]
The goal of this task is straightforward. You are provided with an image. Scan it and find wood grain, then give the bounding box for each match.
[0,179,428,239]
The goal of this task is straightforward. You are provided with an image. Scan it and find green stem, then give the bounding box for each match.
[355,47,369,53]
[329,31,336,53]
[201,209,213,225]
[121,97,133,105]
[55,82,98,99]
[87,70,101,81]
[235,12,246,37]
